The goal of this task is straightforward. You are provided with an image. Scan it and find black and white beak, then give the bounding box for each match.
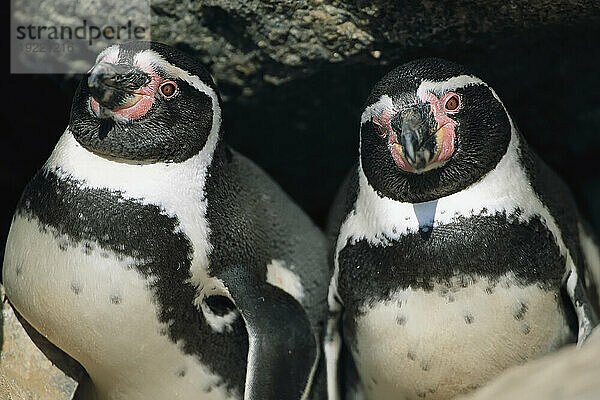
[88,62,150,110]
[391,104,438,171]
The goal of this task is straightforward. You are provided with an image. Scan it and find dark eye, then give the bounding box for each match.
[160,82,177,98]
[445,94,460,112]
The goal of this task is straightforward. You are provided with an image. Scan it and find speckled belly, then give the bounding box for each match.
[3,214,240,400]
[347,276,573,400]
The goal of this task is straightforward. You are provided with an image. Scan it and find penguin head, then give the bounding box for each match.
[69,41,221,163]
[360,58,512,203]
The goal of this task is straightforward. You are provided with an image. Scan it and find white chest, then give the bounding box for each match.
[350,277,572,400]
[3,214,238,400]
[2,130,241,400]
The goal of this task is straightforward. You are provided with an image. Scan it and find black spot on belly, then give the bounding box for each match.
[458,275,472,288]
[514,302,528,320]
[16,169,249,394]
[521,323,531,335]
[407,351,416,361]
[396,315,406,326]
[417,391,427,398]
[420,360,430,371]
[464,312,474,324]
[70,282,81,295]
[110,294,121,305]
[177,368,186,377]
[204,383,215,393]
[83,242,94,255]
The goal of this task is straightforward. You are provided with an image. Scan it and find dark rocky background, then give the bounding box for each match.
[2,0,600,267]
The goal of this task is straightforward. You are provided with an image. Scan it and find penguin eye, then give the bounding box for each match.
[444,94,460,112]
[160,82,177,98]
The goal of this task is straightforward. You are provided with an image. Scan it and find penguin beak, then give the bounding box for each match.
[88,62,150,110]
[390,105,439,172]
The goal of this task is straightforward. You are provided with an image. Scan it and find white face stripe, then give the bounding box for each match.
[416,74,486,98]
[94,44,120,65]
[134,49,218,97]
[358,76,494,154]
[88,46,222,150]
[360,94,394,125]
[134,49,222,144]
[360,75,488,127]
[93,46,222,127]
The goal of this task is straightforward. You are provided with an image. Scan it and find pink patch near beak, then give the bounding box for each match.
[89,62,162,121]
[373,108,416,172]
[90,97,100,116]
[371,91,459,172]
[420,91,458,164]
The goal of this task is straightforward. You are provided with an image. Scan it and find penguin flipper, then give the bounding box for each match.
[218,266,318,400]
[566,256,599,345]
[324,306,342,400]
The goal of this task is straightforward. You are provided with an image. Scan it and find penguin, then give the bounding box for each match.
[324,58,600,400]
[2,41,329,400]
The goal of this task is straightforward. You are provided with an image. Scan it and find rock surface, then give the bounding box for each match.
[150,0,600,97]
[0,284,84,400]
[460,328,600,400]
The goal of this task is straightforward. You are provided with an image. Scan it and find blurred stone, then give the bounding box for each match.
[150,0,600,97]
[459,328,600,400]
[0,284,85,400]
[16,0,599,95]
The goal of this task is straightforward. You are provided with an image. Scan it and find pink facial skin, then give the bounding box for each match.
[420,91,460,165]
[90,57,174,121]
[372,107,415,173]
[372,92,460,172]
